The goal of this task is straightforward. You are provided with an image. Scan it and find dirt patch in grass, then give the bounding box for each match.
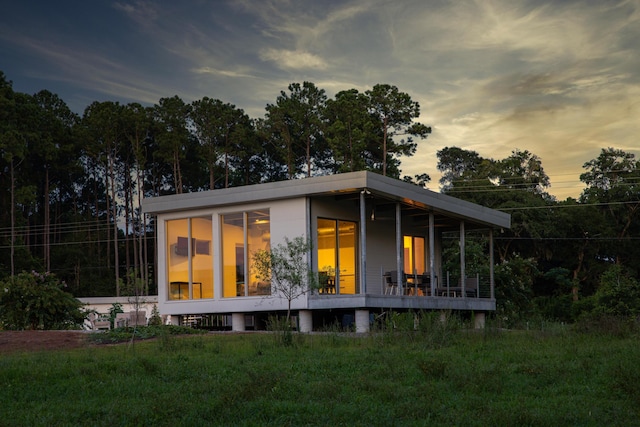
[0,330,90,354]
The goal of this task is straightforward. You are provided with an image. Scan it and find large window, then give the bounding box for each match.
[221,209,270,297]
[166,217,213,300]
[317,218,357,294]
[404,235,426,275]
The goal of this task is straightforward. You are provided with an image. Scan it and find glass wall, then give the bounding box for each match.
[317,218,357,294]
[191,217,213,298]
[166,217,213,300]
[404,235,426,275]
[221,209,270,297]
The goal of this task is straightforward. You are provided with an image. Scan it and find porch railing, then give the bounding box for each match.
[380,271,491,298]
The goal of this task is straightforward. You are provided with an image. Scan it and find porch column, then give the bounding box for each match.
[188,220,193,299]
[490,228,495,300]
[231,313,245,331]
[359,190,367,294]
[429,212,436,296]
[396,202,403,294]
[474,312,486,329]
[439,311,447,323]
[355,310,370,333]
[299,310,313,333]
[460,220,466,297]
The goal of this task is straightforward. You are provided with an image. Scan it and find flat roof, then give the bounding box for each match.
[142,171,510,229]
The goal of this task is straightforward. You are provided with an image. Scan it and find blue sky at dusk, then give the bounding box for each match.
[2,0,639,199]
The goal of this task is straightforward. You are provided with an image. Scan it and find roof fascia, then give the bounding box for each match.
[142,171,510,229]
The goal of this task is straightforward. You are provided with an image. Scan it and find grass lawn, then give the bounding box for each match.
[0,323,638,426]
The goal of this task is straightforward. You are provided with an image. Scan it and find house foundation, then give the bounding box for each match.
[474,311,486,329]
[355,309,370,333]
[299,310,313,332]
[232,313,245,331]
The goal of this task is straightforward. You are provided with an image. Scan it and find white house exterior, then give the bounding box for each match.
[141,171,510,332]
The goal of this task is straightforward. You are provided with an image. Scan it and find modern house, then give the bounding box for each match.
[141,171,510,332]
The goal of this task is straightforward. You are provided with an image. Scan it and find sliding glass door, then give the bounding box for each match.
[317,218,357,294]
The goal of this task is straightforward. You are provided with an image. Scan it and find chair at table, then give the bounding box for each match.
[318,271,336,294]
[464,277,478,298]
[384,270,404,295]
[416,273,433,296]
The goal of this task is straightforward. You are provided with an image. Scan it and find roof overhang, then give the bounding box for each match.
[142,171,510,229]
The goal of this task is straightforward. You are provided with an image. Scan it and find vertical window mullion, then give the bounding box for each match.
[243,212,248,297]
[188,218,193,300]
[334,220,340,294]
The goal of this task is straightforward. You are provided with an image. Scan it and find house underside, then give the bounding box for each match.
[141,171,510,332]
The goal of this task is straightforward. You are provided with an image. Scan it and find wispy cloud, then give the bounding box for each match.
[260,48,328,70]
[1,0,638,198]
[191,66,256,79]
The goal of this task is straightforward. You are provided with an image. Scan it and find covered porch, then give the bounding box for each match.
[309,174,507,306]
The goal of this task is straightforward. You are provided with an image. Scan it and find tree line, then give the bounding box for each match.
[1,70,638,326]
[0,71,430,297]
[437,146,640,324]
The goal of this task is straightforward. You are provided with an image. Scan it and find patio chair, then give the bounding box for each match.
[464,277,478,298]
[88,312,111,330]
[114,312,129,328]
[129,310,147,327]
[384,271,403,295]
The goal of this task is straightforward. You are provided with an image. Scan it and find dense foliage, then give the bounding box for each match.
[437,145,640,324]
[0,271,86,330]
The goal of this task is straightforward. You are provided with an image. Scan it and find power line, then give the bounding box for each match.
[494,236,640,241]
[498,200,640,211]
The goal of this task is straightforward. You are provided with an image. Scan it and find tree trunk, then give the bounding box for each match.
[10,159,15,276]
[109,151,120,296]
[44,167,50,272]
[382,116,388,176]
[125,167,135,289]
[173,148,183,194]
[571,240,588,301]
[306,135,311,177]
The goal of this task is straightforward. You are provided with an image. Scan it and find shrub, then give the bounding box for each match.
[148,304,163,326]
[494,256,538,327]
[266,315,298,347]
[573,313,638,338]
[0,271,86,330]
[108,302,123,329]
[593,265,640,318]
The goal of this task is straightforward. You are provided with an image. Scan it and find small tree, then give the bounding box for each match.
[121,269,147,323]
[252,236,319,324]
[148,304,163,326]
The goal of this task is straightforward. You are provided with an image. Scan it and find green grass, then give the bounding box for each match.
[1,324,639,426]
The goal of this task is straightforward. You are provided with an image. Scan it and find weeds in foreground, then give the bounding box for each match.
[1,324,639,426]
[371,310,464,350]
[87,325,205,345]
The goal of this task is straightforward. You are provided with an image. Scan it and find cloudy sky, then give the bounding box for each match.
[1,0,638,199]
